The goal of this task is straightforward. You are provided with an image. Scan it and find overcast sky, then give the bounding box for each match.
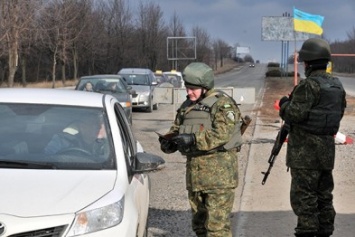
[131,0,355,63]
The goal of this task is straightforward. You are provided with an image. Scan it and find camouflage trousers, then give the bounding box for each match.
[290,169,336,236]
[188,188,235,237]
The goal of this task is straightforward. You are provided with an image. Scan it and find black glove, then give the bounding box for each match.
[279,96,289,107]
[159,137,177,154]
[171,134,195,152]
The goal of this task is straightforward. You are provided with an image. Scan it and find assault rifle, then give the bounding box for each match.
[261,122,290,185]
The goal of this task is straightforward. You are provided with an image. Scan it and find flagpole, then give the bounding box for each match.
[293,27,298,86]
[294,39,298,86]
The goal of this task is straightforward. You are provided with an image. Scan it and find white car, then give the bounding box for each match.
[163,70,184,88]
[0,88,164,236]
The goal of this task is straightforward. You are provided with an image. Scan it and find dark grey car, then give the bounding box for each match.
[75,74,134,124]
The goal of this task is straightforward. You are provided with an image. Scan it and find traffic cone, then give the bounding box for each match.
[334,132,353,144]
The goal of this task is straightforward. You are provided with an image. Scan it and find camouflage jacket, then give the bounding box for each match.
[280,70,347,170]
[169,89,241,191]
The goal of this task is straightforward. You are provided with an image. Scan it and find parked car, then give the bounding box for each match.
[163,70,184,88]
[118,68,158,112]
[75,74,134,125]
[0,88,164,237]
[154,70,169,84]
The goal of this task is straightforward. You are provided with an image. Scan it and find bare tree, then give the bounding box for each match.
[0,0,40,87]
[168,11,186,37]
[136,1,167,69]
[38,0,87,87]
[212,39,232,69]
[99,0,134,72]
[192,26,211,64]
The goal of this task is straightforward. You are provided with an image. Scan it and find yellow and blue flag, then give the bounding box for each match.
[293,7,324,35]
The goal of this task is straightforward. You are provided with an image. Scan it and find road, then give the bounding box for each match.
[132,64,355,237]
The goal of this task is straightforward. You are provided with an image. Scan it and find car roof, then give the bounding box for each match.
[118,68,153,74]
[80,74,123,80]
[163,70,182,76]
[0,88,106,107]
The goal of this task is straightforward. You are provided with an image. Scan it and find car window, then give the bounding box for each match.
[0,103,115,170]
[164,74,183,88]
[114,103,136,168]
[77,77,128,93]
[120,74,149,86]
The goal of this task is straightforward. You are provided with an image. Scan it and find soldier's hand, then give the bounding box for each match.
[159,138,177,154]
[171,134,195,151]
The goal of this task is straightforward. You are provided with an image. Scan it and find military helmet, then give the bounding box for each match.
[298,38,331,62]
[182,62,214,90]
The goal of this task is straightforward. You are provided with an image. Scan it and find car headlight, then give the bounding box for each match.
[67,196,125,236]
[120,101,131,108]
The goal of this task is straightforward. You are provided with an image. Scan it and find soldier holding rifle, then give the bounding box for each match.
[278,38,346,237]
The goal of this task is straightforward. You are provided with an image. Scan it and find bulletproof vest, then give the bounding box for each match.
[296,75,345,135]
[178,91,242,155]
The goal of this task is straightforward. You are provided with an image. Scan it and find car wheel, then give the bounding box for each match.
[146,99,153,113]
[140,211,149,237]
[153,102,158,110]
[141,225,148,237]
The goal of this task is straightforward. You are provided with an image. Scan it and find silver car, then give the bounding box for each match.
[118,68,158,112]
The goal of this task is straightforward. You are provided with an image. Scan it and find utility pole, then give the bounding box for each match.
[281,12,291,77]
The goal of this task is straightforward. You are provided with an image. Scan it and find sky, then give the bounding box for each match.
[131,0,355,63]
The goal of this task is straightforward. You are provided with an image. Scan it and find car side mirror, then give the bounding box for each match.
[151,81,158,86]
[132,152,165,173]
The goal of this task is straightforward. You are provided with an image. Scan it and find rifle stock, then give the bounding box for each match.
[261,123,289,185]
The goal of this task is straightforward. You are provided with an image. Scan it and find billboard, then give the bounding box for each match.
[261,16,312,41]
[167,37,196,60]
[236,46,250,54]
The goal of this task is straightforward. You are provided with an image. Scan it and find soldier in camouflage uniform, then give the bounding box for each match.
[159,62,242,237]
[279,38,347,237]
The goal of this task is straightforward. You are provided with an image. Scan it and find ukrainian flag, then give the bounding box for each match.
[293,7,324,35]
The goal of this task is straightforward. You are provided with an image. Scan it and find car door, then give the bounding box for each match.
[113,102,150,237]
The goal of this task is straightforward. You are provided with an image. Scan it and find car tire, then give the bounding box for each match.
[153,102,158,110]
[146,99,153,113]
[142,225,148,237]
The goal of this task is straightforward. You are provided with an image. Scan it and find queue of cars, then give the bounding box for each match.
[75,68,183,121]
[0,88,164,236]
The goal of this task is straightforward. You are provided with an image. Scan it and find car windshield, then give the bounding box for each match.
[120,74,149,86]
[0,103,115,170]
[164,74,183,88]
[78,77,128,93]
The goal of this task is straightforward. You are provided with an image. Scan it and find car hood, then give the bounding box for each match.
[0,169,117,217]
[129,85,151,93]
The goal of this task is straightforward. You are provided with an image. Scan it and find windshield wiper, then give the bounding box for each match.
[0,160,57,169]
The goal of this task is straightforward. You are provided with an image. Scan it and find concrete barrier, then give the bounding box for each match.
[154,86,255,105]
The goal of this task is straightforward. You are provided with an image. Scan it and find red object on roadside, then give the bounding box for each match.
[274,100,280,111]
